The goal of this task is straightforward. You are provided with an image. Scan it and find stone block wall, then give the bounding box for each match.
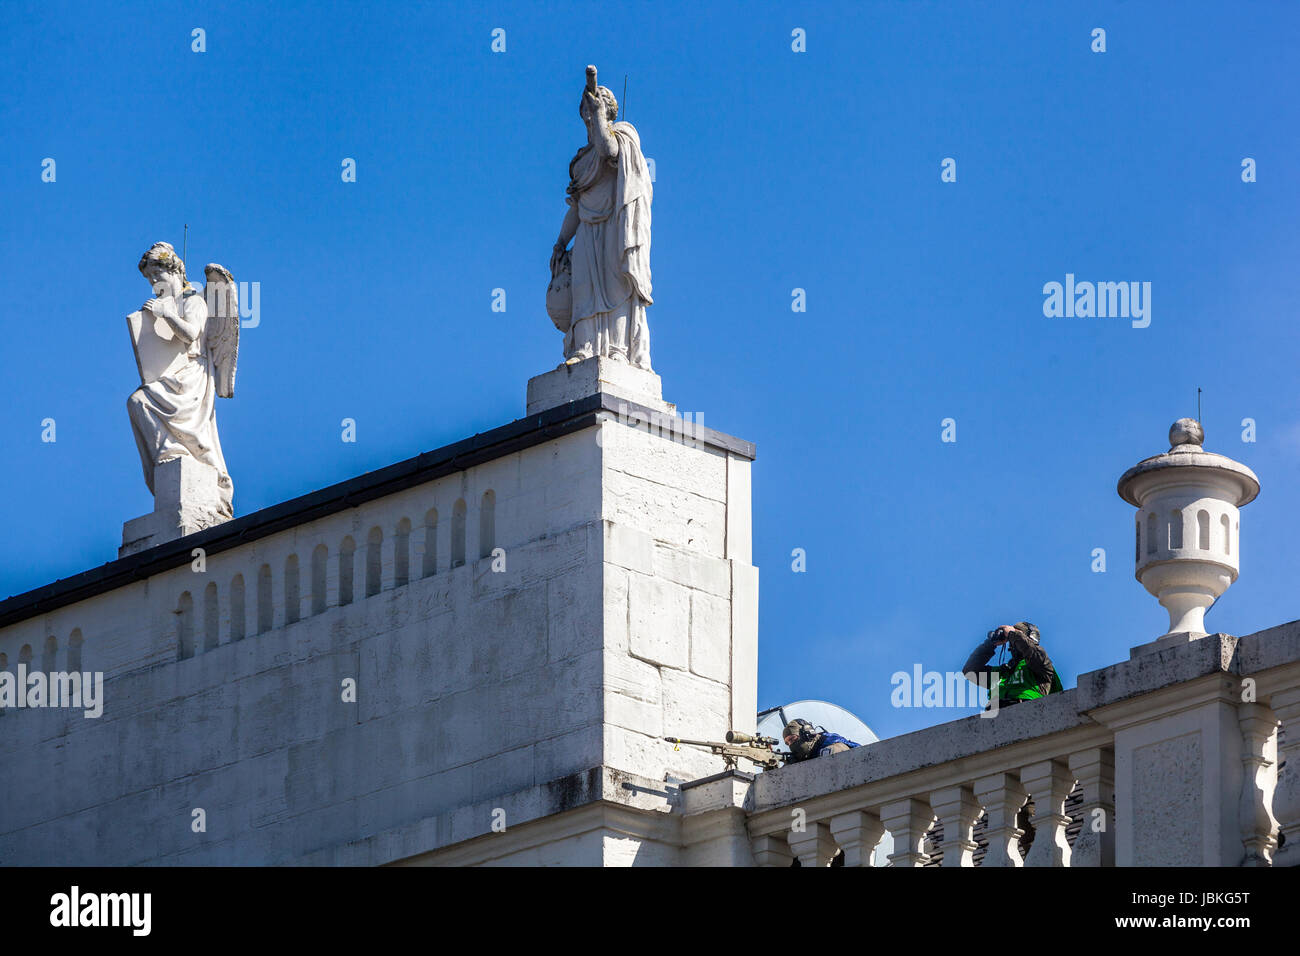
[0,397,759,866]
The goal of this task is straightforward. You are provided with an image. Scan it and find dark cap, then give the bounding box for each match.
[1013,621,1040,644]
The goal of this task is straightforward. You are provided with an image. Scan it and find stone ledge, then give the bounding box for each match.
[1236,618,1300,673]
[1076,632,1238,710]
[294,765,679,865]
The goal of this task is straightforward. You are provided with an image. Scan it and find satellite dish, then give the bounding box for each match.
[757,699,879,748]
[757,699,893,866]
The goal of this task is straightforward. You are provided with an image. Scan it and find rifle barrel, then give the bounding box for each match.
[664,736,724,748]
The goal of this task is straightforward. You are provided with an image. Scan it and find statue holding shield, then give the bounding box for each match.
[547,65,654,370]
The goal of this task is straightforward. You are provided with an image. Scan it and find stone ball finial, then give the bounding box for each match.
[1170,418,1204,448]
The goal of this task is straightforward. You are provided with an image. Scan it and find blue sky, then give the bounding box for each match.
[2,1,1297,739]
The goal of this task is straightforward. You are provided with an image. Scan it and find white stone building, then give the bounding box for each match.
[0,362,1296,867]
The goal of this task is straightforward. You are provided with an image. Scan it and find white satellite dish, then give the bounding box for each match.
[757,699,894,866]
[757,699,879,748]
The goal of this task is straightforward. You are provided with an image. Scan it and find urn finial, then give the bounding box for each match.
[1117,420,1259,653]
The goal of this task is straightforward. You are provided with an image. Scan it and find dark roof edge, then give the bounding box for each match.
[0,393,755,627]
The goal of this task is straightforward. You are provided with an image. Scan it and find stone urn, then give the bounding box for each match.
[1117,419,1259,642]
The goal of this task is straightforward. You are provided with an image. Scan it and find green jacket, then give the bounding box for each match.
[998,655,1064,701]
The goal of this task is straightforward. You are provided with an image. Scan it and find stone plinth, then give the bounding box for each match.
[527,357,673,416]
[120,456,227,557]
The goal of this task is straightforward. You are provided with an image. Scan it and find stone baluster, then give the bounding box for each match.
[1020,759,1075,867]
[880,798,935,867]
[974,772,1028,867]
[829,811,885,867]
[1237,702,1279,866]
[930,786,980,866]
[1268,688,1300,866]
[787,821,837,867]
[1068,748,1115,867]
[750,833,793,867]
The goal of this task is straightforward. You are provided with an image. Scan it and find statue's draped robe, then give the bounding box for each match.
[565,121,653,369]
[127,290,234,516]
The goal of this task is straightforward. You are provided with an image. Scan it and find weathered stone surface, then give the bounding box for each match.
[652,542,730,598]
[1131,733,1202,865]
[604,521,655,576]
[730,563,759,734]
[628,573,689,669]
[601,416,727,502]
[604,468,727,557]
[606,726,722,782]
[527,358,667,415]
[605,651,664,737]
[661,668,730,742]
[689,590,731,684]
[1075,633,1237,711]
[120,456,224,557]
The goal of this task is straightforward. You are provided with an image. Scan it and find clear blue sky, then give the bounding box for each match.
[2,1,1297,739]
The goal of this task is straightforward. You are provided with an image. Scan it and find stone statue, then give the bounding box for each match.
[547,65,653,370]
[125,241,239,525]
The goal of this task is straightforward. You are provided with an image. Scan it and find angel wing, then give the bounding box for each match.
[204,263,239,398]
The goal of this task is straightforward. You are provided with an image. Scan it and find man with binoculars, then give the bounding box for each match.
[962,621,1063,710]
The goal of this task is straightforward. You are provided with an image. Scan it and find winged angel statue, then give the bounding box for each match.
[126,241,239,518]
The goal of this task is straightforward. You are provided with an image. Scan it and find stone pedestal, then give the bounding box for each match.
[120,456,227,557]
[526,357,674,416]
[1093,673,1246,865]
